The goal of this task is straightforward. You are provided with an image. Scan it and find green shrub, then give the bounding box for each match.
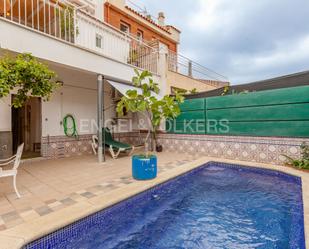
[283,143,309,169]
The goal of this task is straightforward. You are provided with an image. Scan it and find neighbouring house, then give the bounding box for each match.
[104,0,179,53]
[0,0,226,160]
[103,0,229,94]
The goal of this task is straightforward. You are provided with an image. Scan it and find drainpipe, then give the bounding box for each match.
[97,74,105,163]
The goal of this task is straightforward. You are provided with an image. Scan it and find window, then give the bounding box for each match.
[137,30,143,41]
[96,34,102,48]
[120,22,130,34]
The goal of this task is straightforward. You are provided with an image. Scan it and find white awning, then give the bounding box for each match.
[107,80,163,100]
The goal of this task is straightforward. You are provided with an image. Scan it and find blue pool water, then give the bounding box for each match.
[26,162,305,249]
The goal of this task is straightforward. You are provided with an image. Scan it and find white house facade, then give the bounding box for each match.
[0,0,226,161]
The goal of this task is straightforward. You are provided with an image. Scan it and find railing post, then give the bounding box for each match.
[74,9,77,44]
[10,0,13,21]
[188,60,193,77]
[64,8,67,41]
[4,0,6,18]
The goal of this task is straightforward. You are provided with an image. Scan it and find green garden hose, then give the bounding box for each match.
[63,114,78,138]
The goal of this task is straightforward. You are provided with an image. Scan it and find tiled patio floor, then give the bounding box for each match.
[0,152,199,232]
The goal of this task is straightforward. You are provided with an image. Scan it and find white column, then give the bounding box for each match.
[157,42,169,96]
[97,74,105,163]
[95,0,104,20]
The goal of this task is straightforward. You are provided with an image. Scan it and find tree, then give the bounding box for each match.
[116,69,184,155]
[0,53,58,108]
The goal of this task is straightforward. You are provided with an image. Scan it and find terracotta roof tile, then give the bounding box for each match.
[166,25,181,33]
[125,6,171,34]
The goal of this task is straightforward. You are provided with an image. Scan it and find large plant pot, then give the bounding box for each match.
[132,155,157,180]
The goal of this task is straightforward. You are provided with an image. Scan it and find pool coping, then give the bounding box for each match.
[0,157,308,249]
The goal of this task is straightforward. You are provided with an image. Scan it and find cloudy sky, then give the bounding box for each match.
[129,0,309,84]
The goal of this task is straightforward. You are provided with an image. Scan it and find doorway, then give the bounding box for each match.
[12,96,42,158]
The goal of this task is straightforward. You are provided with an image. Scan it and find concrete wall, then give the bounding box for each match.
[95,0,105,20]
[40,80,142,158]
[0,96,11,132]
[42,86,96,137]
[76,14,130,63]
[166,71,217,94]
[0,132,12,158]
[0,96,12,158]
[42,81,120,137]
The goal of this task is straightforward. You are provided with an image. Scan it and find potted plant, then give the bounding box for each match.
[116,69,184,180]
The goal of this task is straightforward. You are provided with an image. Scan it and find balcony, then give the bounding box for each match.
[0,0,159,74]
[167,50,229,86]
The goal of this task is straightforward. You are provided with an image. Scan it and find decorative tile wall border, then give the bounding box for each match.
[41,132,309,165]
[41,135,94,159]
[116,132,309,166]
[41,132,143,159]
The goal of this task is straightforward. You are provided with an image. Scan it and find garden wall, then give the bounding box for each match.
[166,85,309,137]
[117,85,308,165]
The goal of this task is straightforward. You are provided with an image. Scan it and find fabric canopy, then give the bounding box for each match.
[107,80,163,100]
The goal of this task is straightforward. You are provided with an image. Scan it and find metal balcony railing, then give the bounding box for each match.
[168,50,228,83]
[0,0,159,74]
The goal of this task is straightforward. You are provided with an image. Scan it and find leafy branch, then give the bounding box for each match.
[282,143,309,170]
[117,69,184,155]
[0,53,58,108]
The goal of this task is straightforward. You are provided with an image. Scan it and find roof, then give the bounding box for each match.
[165,25,181,33]
[125,6,171,34]
[186,70,309,99]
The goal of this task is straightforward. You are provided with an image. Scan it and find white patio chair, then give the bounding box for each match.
[91,135,98,155]
[0,143,24,198]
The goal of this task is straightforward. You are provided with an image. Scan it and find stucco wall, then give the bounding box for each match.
[166,71,217,94]
[42,81,122,137]
[0,132,12,158]
[0,96,12,158]
[0,95,11,132]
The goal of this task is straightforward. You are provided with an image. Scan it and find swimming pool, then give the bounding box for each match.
[25,162,305,249]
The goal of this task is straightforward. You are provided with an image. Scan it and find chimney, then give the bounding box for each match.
[108,0,126,9]
[158,12,165,26]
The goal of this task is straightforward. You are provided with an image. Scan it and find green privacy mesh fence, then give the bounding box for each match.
[166,85,309,137]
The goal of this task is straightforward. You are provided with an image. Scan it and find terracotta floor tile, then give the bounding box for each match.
[0,225,6,231]
[19,210,40,222]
